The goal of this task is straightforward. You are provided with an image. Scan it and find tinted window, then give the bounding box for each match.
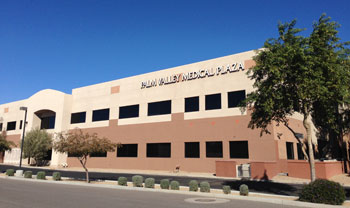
[90,151,107,157]
[206,141,223,158]
[185,142,200,158]
[119,104,139,119]
[0,123,2,131]
[71,112,86,124]
[148,100,171,116]
[228,90,246,108]
[147,143,171,157]
[43,149,52,160]
[286,142,294,160]
[185,96,199,112]
[229,141,249,158]
[92,108,110,122]
[6,121,16,131]
[68,152,80,157]
[205,93,221,110]
[19,120,23,129]
[297,143,304,160]
[117,144,138,157]
[41,116,55,129]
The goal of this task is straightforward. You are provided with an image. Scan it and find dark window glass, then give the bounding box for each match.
[41,116,55,129]
[147,143,171,158]
[92,108,110,122]
[119,104,139,119]
[90,151,107,157]
[71,112,86,124]
[228,90,246,108]
[205,93,221,110]
[68,152,80,157]
[286,142,294,160]
[117,144,138,157]
[185,96,199,113]
[43,149,52,160]
[206,141,223,158]
[185,142,200,158]
[19,120,23,130]
[229,141,249,158]
[0,123,3,131]
[297,143,304,160]
[148,100,171,116]
[6,121,16,131]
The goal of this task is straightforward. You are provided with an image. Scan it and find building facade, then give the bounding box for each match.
[1,50,323,178]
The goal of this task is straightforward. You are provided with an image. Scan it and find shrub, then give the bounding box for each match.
[223,185,231,194]
[299,179,345,205]
[200,181,210,193]
[118,177,128,186]
[170,181,180,190]
[160,179,170,189]
[6,169,15,176]
[132,175,143,187]
[24,171,33,179]
[189,180,198,192]
[145,178,155,188]
[36,171,46,180]
[52,172,61,181]
[239,184,249,196]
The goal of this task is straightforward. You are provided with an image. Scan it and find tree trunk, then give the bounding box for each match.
[337,105,348,173]
[303,113,316,181]
[84,167,89,183]
[79,156,90,183]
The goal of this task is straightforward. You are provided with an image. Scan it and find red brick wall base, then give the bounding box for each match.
[216,160,344,180]
[215,161,237,177]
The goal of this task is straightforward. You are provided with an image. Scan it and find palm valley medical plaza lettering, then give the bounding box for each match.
[141,62,245,89]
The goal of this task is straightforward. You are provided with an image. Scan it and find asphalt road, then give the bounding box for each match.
[0,178,304,208]
[1,164,349,199]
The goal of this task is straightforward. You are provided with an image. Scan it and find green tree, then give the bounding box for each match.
[54,129,119,183]
[0,131,15,152]
[242,14,350,181]
[308,16,350,171]
[23,128,53,166]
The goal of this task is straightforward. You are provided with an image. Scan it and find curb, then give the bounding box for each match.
[0,175,345,208]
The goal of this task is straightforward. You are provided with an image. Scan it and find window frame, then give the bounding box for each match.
[146,143,171,158]
[147,100,172,116]
[229,141,249,159]
[92,108,110,122]
[119,104,140,119]
[205,93,221,110]
[184,142,200,158]
[6,121,16,131]
[185,96,199,113]
[205,141,223,158]
[286,142,295,160]
[228,90,246,108]
[117,144,138,157]
[71,112,86,124]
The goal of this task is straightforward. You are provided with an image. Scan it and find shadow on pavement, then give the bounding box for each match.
[223,178,299,196]
[2,164,350,199]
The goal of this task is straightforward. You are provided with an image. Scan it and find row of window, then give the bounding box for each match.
[0,90,245,129]
[69,141,250,158]
[0,121,24,131]
[70,90,246,124]
[0,117,53,131]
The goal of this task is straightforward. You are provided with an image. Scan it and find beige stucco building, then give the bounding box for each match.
[2,49,339,179]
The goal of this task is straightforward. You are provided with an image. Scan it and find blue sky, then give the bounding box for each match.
[1,0,349,104]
